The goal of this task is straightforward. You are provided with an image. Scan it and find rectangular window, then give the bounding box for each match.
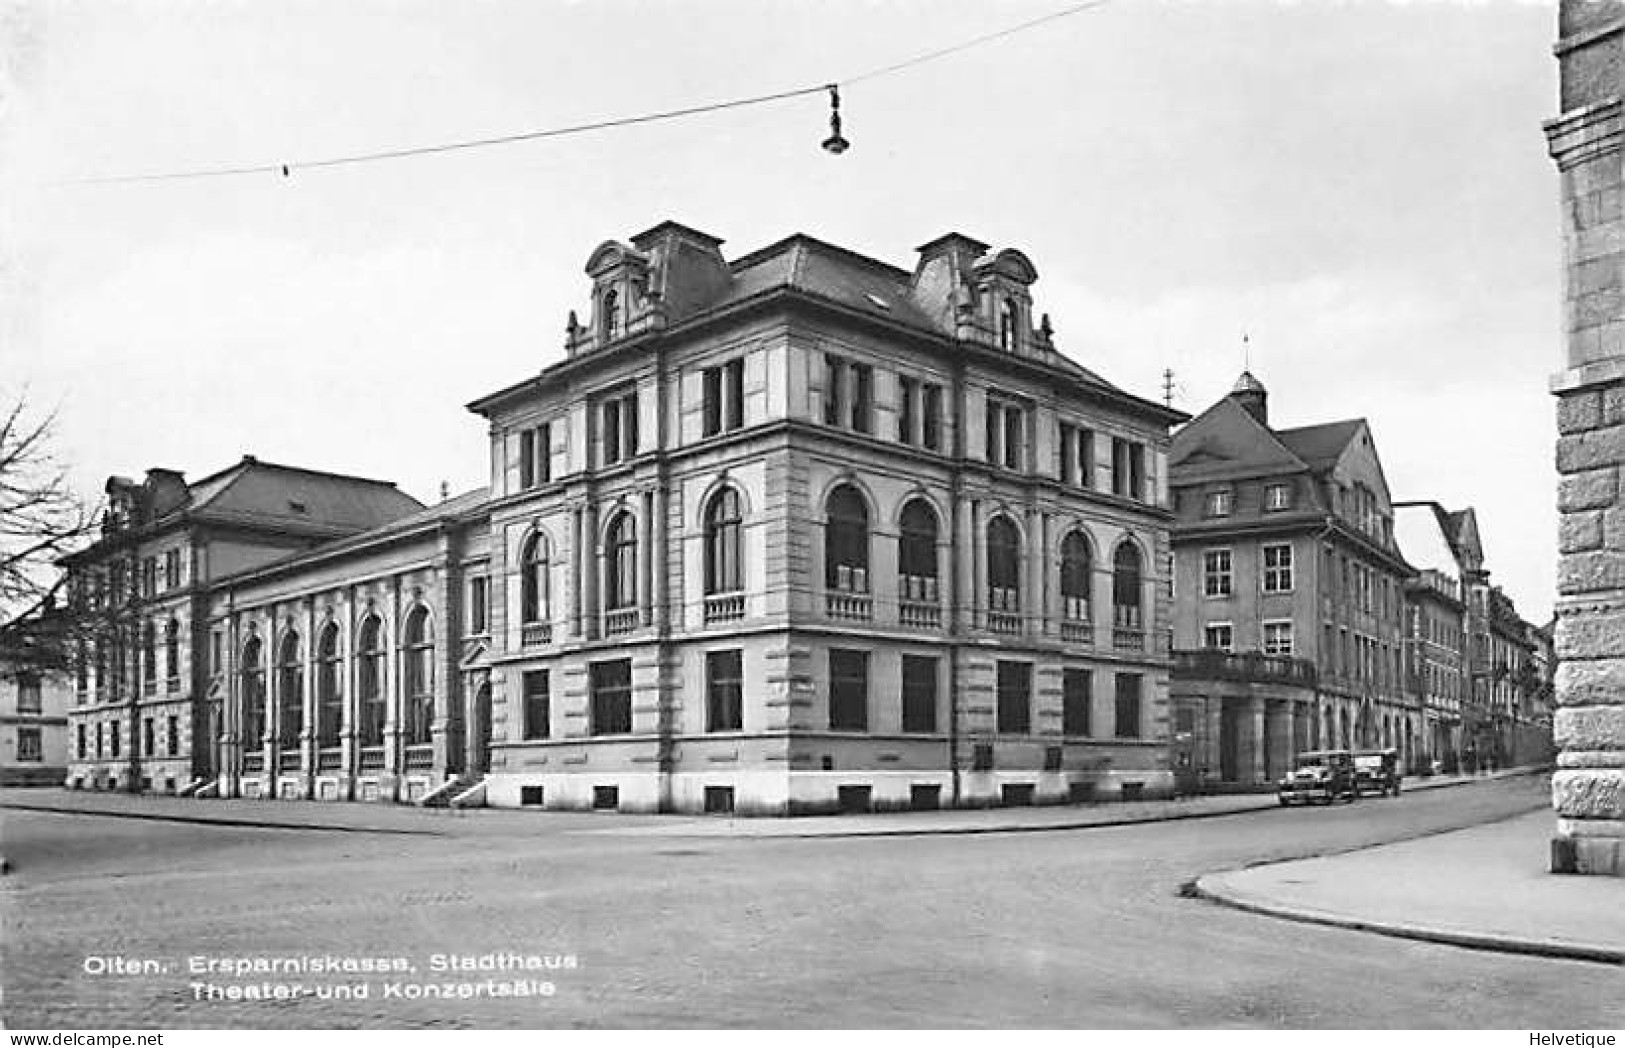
[1112,439,1145,500]
[706,650,743,732]
[1263,621,1293,657]
[16,675,41,714]
[985,396,1026,470]
[898,375,917,445]
[1114,673,1142,739]
[1063,668,1092,736]
[17,726,41,762]
[1263,544,1293,593]
[852,362,873,434]
[589,660,631,735]
[901,654,937,733]
[164,549,181,590]
[996,660,1031,735]
[468,576,490,635]
[824,356,844,426]
[702,359,746,437]
[599,390,637,466]
[522,670,550,740]
[1203,549,1233,597]
[518,424,552,488]
[1205,490,1233,517]
[1203,623,1234,651]
[141,557,156,598]
[1059,422,1095,487]
[828,649,869,731]
[110,721,121,758]
[95,722,103,759]
[209,631,222,677]
[166,715,179,756]
[1060,423,1076,483]
[77,722,87,760]
[1003,404,1022,470]
[1264,482,1292,511]
[921,383,943,451]
[142,717,154,757]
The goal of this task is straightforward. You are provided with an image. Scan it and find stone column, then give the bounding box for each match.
[1549,0,1625,875]
[969,500,984,630]
[1245,697,1266,786]
[583,504,600,640]
[571,508,584,637]
[639,490,654,627]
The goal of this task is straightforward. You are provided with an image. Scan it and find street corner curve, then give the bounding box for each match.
[1186,869,1625,967]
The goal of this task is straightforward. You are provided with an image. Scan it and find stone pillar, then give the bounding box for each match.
[1266,701,1294,783]
[571,508,584,637]
[1245,696,1266,786]
[970,500,984,630]
[583,504,600,640]
[1549,0,1625,875]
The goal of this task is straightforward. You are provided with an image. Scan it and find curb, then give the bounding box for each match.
[0,801,444,837]
[1189,874,1624,966]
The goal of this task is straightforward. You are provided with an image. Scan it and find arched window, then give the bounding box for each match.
[999,297,1018,351]
[605,512,637,611]
[1061,531,1093,621]
[164,618,180,685]
[276,631,302,748]
[240,637,265,747]
[601,288,620,341]
[1112,541,1143,630]
[824,485,869,592]
[316,623,341,749]
[141,621,156,688]
[987,516,1021,612]
[704,488,743,595]
[898,500,939,602]
[520,532,549,624]
[357,615,385,748]
[403,607,433,746]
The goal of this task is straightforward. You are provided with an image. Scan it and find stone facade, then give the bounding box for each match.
[1,659,69,786]
[1548,0,1625,875]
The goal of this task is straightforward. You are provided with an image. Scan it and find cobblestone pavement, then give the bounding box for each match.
[4,775,1617,1029]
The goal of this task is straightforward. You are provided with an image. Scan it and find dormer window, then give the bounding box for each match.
[600,289,620,343]
[999,297,1018,351]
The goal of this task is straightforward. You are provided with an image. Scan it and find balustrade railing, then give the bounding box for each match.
[1061,619,1094,644]
[704,593,745,624]
[521,622,552,647]
[603,609,639,636]
[987,611,1023,635]
[1113,627,1146,651]
[899,601,941,629]
[826,592,873,621]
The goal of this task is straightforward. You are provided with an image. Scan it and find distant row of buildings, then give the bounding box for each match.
[6,222,1553,811]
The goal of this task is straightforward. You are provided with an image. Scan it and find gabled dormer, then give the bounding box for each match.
[907,235,1048,355]
[564,221,731,358]
[974,248,1040,355]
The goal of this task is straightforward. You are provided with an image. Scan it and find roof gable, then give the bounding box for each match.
[1170,397,1308,482]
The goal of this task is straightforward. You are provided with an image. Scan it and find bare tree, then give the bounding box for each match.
[0,390,95,668]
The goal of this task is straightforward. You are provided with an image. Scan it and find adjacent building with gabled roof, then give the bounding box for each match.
[1168,372,1418,791]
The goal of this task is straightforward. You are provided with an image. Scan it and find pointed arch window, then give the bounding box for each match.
[987,515,1021,613]
[1112,541,1144,634]
[403,607,433,746]
[898,500,939,603]
[316,623,341,748]
[605,512,638,611]
[825,485,869,593]
[240,637,265,747]
[704,488,743,595]
[520,532,550,624]
[357,615,385,748]
[276,631,302,747]
[1061,532,1093,622]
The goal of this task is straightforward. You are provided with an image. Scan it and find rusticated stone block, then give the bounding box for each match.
[1557,657,1625,706]
[1557,424,1625,473]
[1605,384,1625,425]
[1561,509,1605,551]
[1557,550,1625,593]
[1557,610,1625,657]
[1552,768,1625,819]
[1558,389,1603,433]
[1555,706,1625,749]
[1558,466,1618,510]
[1608,506,1625,549]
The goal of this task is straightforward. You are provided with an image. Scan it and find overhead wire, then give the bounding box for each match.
[54,0,1112,187]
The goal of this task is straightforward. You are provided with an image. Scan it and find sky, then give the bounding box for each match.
[3,0,1564,622]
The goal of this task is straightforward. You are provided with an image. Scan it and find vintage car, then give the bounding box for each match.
[1353,748,1403,797]
[1277,749,1359,806]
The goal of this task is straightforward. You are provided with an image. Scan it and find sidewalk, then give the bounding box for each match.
[1195,810,1625,965]
[0,765,1540,839]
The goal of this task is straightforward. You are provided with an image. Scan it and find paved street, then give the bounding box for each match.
[3,775,1618,1029]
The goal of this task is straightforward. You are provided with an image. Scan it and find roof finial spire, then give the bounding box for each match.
[1243,331,1251,371]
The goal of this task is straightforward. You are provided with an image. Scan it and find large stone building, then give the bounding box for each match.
[1168,373,1418,789]
[1547,0,1625,875]
[61,222,1186,814]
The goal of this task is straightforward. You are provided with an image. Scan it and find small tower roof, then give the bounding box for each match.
[1231,370,1266,395]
